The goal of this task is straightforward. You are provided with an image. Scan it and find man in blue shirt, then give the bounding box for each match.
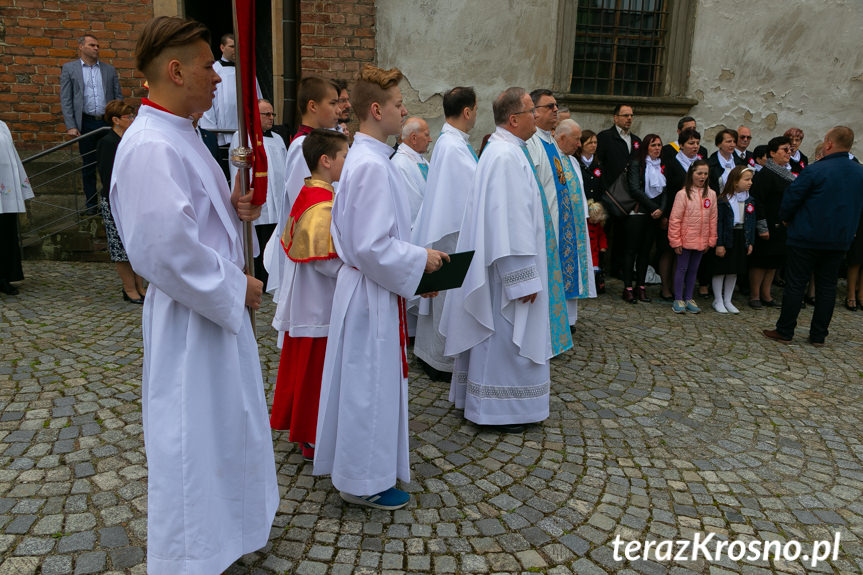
[60,34,122,213]
[763,126,863,346]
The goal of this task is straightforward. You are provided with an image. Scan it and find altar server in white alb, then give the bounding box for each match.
[263,77,340,299]
[390,116,431,228]
[198,32,261,145]
[314,64,448,510]
[109,17,278,574]
[230,98,287,286]
[411,86,479,379]
[0,119,34,296]
[526,89,595,331]
[441,87,560,433]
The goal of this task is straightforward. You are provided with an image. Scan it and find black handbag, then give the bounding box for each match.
[600,169,638,218]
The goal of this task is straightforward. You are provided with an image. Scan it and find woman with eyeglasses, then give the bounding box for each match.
[748,136,796,309]
[98,99,146,304]
[784,127,808,175]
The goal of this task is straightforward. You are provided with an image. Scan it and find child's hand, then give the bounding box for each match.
[600,249,607,253]
[715,246,726,258]
[759,231,770,240]
[674,247,683,255]
[747,245,753,255]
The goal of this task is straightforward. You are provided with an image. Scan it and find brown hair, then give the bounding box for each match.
[135,16,211,77]
[719,166,753,201]
[684,159,710,200]
[302,128,349,173]
[103,99,135,124]
[298,76,339,116]
[351,64,403,122]
[826,126,854,151]
[492,87,526,126]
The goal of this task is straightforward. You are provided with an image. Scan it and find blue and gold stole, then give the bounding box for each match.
[520,146,573,357]
[538,138,591,299]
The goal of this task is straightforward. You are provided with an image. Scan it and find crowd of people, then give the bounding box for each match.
[1,15,862,575]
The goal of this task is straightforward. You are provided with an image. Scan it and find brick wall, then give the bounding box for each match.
[298,0,375,82]
[0,2,154,151]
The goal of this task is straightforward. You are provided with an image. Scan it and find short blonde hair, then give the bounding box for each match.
[587,200,607,225]
[351,64,403,122]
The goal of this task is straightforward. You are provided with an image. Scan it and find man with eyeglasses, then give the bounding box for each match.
[441,87,563,434]
[735,125,756,167]
[334,79,352,138]
[229,98,287,286]
[526,89,594,334]
[60,34,122,214]
[596,104,641,279]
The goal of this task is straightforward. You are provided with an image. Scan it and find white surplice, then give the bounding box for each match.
[110,105,278,575]
[440,127,551,425]
[263,133,310,298]
[314,133,427,496]
[390,142,428,228]
[229,131,288,227]
[411,122,478,372]
[527,127,589,325]
[198,61,262,145]
[0,120,33,214]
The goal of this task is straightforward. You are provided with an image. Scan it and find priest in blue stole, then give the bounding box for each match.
[526,89,595,337]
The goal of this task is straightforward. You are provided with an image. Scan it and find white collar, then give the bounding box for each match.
[397,142,426,163]
[441,121,470,142]
[491,126,527,148]
[80,59,100,68]
[616,125,630,139]
[735,148,747,157]
[535,126,554,142]
[353,132,396,157]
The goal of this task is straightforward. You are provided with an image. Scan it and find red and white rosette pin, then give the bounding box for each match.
[746,203,754,214]
[703,198,711,209]
[594,168,602,178]
[633,141,640,150]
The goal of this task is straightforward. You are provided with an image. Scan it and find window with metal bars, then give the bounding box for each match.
[570,0,669,98]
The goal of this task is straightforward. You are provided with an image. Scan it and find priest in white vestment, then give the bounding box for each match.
[526,90,595,331]
[262,77,339,300]
[440,87,554,432]
[230,98,288,285]
[109,19,278,574]
[412,87,479,378]
[391,116,431,228]
[314,64,447,510]
[198,33,262,146]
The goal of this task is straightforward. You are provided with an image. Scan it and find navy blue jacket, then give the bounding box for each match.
[780,152,863,250]
[716,196,756,249]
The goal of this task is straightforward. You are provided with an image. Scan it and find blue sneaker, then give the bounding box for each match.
[340,487,410,510]
[685,299,701,314]
[672,300,686,314]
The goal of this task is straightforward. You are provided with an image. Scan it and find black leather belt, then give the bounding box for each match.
[82,113,103,122]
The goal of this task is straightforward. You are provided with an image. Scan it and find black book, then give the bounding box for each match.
[414,251,475,295]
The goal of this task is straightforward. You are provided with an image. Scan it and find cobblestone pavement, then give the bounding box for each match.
[2,261,863,575]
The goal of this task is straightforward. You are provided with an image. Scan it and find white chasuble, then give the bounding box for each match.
[0,120,33,214]
[110,104,278,575]
[440,127,551,425]
[390,142,428,228]
[314,133,427,496]
[411,122,478,372]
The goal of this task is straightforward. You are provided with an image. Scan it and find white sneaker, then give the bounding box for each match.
[724,300,740,314]
[712,300,728,314]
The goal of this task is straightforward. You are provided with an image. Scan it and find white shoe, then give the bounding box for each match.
[724,300,740,314]
[712,300,728,314]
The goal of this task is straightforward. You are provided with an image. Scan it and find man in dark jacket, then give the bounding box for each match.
[596,104,640,277]
[763,126,863,345]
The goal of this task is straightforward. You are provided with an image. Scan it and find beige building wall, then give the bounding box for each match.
[376,0,863,157]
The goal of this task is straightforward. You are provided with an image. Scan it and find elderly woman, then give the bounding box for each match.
[98,99,146,304]
[784,127,808,174]
[0,120,34,296]
[748,136,795,308]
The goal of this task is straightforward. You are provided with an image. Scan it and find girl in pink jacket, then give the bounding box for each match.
[668,159,717,313]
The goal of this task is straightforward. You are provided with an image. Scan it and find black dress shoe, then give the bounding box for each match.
[418,359,450,382]
[761,299,778,308]
[122,289,144,304]
[493,423,529,433]
[762,329,792,343]
[0,280,19,295]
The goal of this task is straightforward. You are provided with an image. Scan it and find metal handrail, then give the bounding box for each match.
[22,127,112,164]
